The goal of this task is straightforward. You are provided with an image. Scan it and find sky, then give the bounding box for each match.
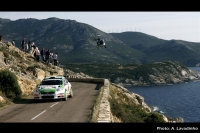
[0,11,200,43]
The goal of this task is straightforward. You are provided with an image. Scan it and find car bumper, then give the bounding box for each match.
[34,92,66,99]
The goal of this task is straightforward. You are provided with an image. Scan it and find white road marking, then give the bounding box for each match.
[31,110,46,120]
[50,102,59,108]
[74,88,81,92]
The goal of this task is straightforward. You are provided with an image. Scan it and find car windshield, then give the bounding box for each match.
[41,80,63,85]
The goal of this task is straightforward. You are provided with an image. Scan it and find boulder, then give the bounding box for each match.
[0,96,6,103]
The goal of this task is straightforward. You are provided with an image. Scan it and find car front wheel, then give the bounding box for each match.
[62,90,67,101]
[69,89,73,98]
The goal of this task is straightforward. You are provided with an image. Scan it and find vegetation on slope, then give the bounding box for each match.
[2,18,200,66]
[0,70,22,101]
[64,61,191,86]
[109,85,166,123]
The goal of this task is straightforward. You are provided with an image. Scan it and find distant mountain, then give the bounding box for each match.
[110,32,200,66]
[1,17,200,66]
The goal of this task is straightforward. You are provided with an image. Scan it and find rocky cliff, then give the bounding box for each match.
[0,40,64,104]
[109,83,184,123]
[114,61,200,87]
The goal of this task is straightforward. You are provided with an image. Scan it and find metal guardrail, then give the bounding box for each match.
[67,77,105,83]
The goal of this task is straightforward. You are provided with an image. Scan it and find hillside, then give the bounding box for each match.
[0,17,143,64]
[1,17,200,66]
[0,40,185,123]
[110,32,167,48]
[0,40,64,106]
[64,61,200,87]
[111,32,200,66]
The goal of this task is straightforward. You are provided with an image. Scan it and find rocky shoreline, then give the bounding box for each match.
[111,83,184,123]
[114,62,200,87]
[118,78,200,88]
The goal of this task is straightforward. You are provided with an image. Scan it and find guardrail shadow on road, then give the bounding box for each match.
[12,96,62,105]
[94,83,104,90]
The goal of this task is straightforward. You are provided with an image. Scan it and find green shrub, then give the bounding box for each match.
[0,46,7,52]
[0,70,22,101]
[109,85,166,123]
[144,112,166,123]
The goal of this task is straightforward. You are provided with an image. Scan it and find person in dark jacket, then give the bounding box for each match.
[0,34,2,41]
[40,48,46,62]
[28,40,31,52]
[45,49,50,65]
[21,38,26,52]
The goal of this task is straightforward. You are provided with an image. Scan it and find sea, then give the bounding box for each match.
[127,67,200,123]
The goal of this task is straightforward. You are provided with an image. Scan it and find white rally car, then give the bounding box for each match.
[33,76,73,101]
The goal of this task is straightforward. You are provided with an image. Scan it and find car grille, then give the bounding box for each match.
[41,92,55,94]
[42,96,54,99]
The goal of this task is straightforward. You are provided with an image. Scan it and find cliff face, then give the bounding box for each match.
[110,83,184,123]
[114,61,200,87]
[0,40,64,103]
[111,83,152,112]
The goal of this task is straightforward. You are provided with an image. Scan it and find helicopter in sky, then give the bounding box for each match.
[93,35,106,50]
[80,35,106,50]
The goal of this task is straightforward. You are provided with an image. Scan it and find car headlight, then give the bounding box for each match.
[56,88,63,91]
[36,88,39,92]
[35,87,41,92]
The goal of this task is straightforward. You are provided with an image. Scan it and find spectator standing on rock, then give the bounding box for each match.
[45,49,50,65]
[34,47,40,62]
[0,35,2,41]
[25,43,29,53]
[31,41,36,54]
[40,48,46,62]
[53,53,58,66]
[49,50,54,64]
[58,61,60,66]
[32,41,36,49]
[12,40,15,46]
[21,38,26,52]
[33,48,36,60]
[28,40,31,52]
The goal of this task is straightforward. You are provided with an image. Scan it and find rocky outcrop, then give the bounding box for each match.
[110,83,184,123]
[0,41,64,99]
[111,83,152,113]
[65,69,93,78]
[114,61,200,87]
[0,96,6,103]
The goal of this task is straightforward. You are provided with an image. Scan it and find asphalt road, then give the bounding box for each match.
[0,82,101,122]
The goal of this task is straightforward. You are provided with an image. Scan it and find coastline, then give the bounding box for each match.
[111,83,184,123]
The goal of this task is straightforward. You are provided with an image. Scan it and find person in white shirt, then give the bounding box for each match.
[53,53,58,66]
[34,47,40,62]
[12,40,15,46]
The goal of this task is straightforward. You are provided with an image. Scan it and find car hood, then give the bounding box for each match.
[39,85,61,89]
[40,85,65,90]
[36,85,64,93]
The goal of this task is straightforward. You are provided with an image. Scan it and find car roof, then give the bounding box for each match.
[43,76,65,81]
